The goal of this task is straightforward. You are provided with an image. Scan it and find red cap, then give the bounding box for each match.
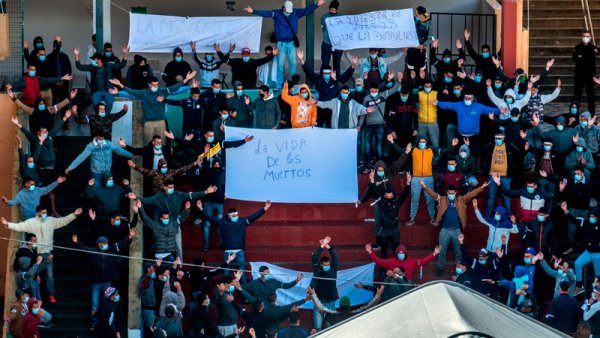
[242,48,251,55]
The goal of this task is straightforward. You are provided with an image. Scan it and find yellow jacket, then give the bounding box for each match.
[418,90,438,123]
[412,148,433,177]
[282,84,317,128]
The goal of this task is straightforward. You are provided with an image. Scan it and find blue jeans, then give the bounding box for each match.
[92,90,115,113]
[313,300,336,331]
[364,124,384,164]
[91,281,111,318]
[438,228,462,270]
[142,309,156,329]
[466,176,479,188]
[486,176,511,216]
[91,171,105,187]
[321,42,342,75]
[276,41,297,89]
[203,201,223,250]
[410,176,436,220]
[38,252,55,295]
[223,249,246,284]
[575,250,600,281]
[418,122,440,156]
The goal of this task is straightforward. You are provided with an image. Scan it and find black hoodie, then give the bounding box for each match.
[162,47,192,86]
[125,54,154,90]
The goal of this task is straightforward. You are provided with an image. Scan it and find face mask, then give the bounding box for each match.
[322,265,331,272]
[96,140,106,146]
[162,219,170,225]
[175,56,183,62]
[114,295,120,302]
[582,121,589,128]
[114,220,121,226]
[340,93,349,100]
[415,17,421,21]
[162,276,168,282]
[23,296,29,304]
[370,92,378,98]
[323,74,331,80]
[35,42,43,48]
[570,108,578,114]
[38,55,46,62]
[370,54,377,59]
[576,146,584,153]
[231,216,239,222]
[150,87,158,93]
[40,214,47,220]
[207,136,215,143]
[105,51,113,57]
[444,76,452,83]
[424,87,432,93]
[226,285,236,293]
[102,244,109,251]
[455,267,464,275]
[494,214,501,221]
[418,142,426,149]
[221,114,229,120]
[206,55,214,61]
[167,188,175,195]
[495,139,503,146]
[443,57,451,63]
[584,37,591,43]
[106,179,114,187]
[213,88,221,94]
[464,100,472,106]
[32,308,40,315]
[376,171,385,177]
[264,274,271,281]
[536,215,545,222]
[482,52,490,58]
[155,144,162,150]
[151,272,156,279]
[478,259,487,265]
[543,145,552,151]
[28,70,36,77]
[447,165,456,172]
[448,194,456,201]
[505,98,514,104]
[524,258,532,264]
[99,112,106,118]
[32,244,37,249]
[205,298,211,306]
[91,60,99,67]
[401,95,409,102]
[474,75,482,83]
[381,53,388,58]
[397,253,406,260]
[160,168,168,174]
[355,86,363,92]
[575,174,582,182]
[236,90,244,97]
[510,117,520,122]
[453,89,462,96]
[38,104,45,111]
[557,125,564,131]
[27,162,35,169]
[591,217,598,224]
[494,83,502,89]
[301,93,309,99]
[28,185,36,191]
[242,56,251,62]
[527,187,535,194]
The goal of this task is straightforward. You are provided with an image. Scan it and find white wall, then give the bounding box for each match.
[24,0,493,81]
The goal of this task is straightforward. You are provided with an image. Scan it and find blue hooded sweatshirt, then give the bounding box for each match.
[475,206,519,252]
[437,100,499,136]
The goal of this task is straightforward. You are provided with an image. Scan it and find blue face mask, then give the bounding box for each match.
[106,179,114,187]
[38,104,46,111]
[175,56,183,62]
[206,55,214,62]
[162,276,168,282]
[114,220,121,226]
[536,215,545,222]
[444,76,452,83]
[591,217,598,224]
[575,174,582,182]
[370,54,377,59]
[236,90,244,97]
[167,188,174,195]
[40,214,47,220]
[557,125,564,131]
[505,98,514,104]
[105,51,112,57]
[231,216,239,222]
[400,95,409,102]
[582,121,589,128]
[28,185,36,191]
[322,265,331,272]
[495,139,503,146]
[227,285,235,293]
[474,75,482,83]
[443,57,451,63]
[510,117,519,122]
[162,219,170,225]
[39,55,46,62]
[243,56,250,62]
[151,272,156,279]
[424,87,432,93]
[323,74,331,80]
[397,253,406,260]
[376,171,385,177]
[455,267,464,275]
[27,162,35,169]
[576,146,584,153]
[418,142,426,149]
[494,214,501,221]
[386,82,393,88]
[102,244,109,251]
[35,42,43,48]
[91,60,99,67]
[482,52,490,58]
[155,144,162,150]
[494,83,502,89]
[150,87,158,93]
[464,99,472,106]
[264,274,271,281]
[524,258,532,264]
[207,136,215,143]
[447,165,456,172]
[28,70,36,77]
[448,194,456,201]
[32,308,40,315]
[341,93,349,100]
[543,145,552,151]
[571,108,578,114]
[478,259,487,265]
[213,88,221,94]
[453,89,461,96]
[355,86,363,92]
[301,93,309,99]
[114,295,120,302]
[527,187,535,194]
[99,112,106,118]
[160,167,168,174]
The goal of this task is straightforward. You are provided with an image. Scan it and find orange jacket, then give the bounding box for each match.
[282,84,317,128]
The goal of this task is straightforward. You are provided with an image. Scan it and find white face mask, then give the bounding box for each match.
[584,37,592,43]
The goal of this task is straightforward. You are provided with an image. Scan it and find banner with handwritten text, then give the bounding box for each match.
[225,127,358,203]
[128,13,263,53]
[325,9,420,50]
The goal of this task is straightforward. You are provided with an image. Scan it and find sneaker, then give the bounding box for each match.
[405,219,415,226]
[89,323,97,331]
[562,247,574,255]
[429,218,438,226]
[193,218,202,226]
[48,295,57,304]
[574,287,586,296]
[435,268,444,277]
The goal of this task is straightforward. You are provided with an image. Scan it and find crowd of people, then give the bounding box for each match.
[4,0,600,337]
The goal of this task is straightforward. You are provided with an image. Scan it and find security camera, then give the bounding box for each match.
[226,1,235,11]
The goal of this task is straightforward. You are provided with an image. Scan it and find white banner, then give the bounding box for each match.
[250,262,375,309]
[225,127,358,203]
[128,13,263,53]
[325,9,420,50]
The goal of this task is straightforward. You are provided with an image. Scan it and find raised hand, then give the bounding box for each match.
[264,200,272,210]
[464,29,471,41]
[74,208,83,216]
[164,130,174,140]
[244,5,253,13]
[365,243,372,254]
[73,47,80,56]
[432,39,439,49]
[118,138,127,147]
[456,39,463,50]
[72,234,78,243]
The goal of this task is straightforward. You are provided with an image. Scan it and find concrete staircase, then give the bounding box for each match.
[528,0,600,103]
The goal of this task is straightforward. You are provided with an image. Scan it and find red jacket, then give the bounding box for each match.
[21,298,40,338]
[22,76,41,106]
[368,245,435,279]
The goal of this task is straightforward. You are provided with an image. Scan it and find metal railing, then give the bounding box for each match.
[429,12,497,77]
[581,0,596,44]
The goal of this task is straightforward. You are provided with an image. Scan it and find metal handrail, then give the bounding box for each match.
[581,0,596,45]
